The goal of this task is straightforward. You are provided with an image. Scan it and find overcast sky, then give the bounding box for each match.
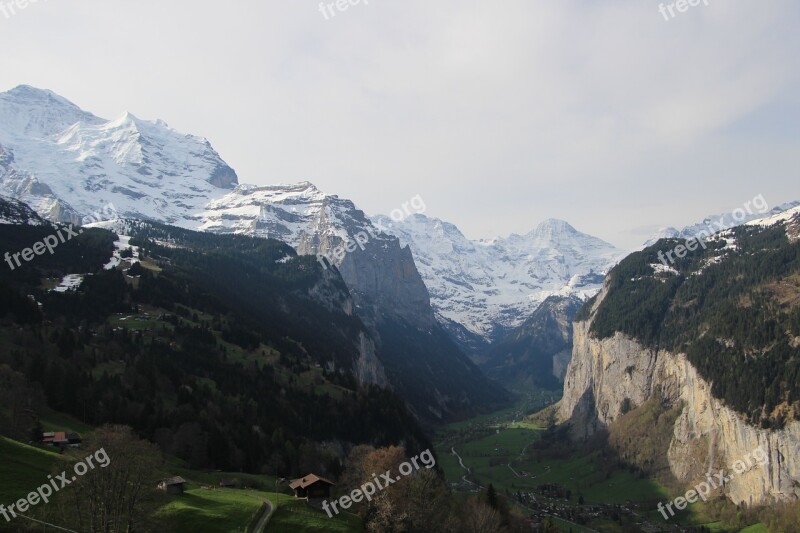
[1,0,798,249]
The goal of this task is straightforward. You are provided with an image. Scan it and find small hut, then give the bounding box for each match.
[158,476,187,495]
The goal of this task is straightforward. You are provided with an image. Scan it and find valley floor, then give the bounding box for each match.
[432,392,770,533]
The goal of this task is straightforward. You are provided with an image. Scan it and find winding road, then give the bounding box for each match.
[251,499,274,533]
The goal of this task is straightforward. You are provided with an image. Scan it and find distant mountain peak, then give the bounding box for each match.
[0,85,101,141]
[6,84,73,104]
[643,201,800,248]
[0,86,239,225]
[372,212,621,342]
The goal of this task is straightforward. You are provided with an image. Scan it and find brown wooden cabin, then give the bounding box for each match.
[158,476,187,495]
[289,474,335,499]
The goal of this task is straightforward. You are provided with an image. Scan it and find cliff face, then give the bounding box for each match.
[483,295,583,389]
[557,289,800,506]
[198,183,507,421]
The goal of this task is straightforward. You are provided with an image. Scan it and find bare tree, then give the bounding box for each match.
[459,498,504,533]
[68,425,162,533]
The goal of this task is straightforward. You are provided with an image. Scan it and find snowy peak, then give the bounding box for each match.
[371,212,622,342]
[197,181,385,246]
[0,85,102,141]
[528,218,578,239]
[198,181,436,329]
[746,204,800,228]
[643,200,800,248]
[0,86,238,226]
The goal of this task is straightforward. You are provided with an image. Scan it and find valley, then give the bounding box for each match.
[0,82,798,533]
[433,396,773,532]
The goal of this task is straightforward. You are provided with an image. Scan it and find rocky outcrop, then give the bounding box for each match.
[355,333,389,388]
[557,287,800,506]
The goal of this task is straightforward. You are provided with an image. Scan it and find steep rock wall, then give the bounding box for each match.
[557,291,800,505]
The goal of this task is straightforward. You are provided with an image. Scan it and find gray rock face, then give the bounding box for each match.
[483,295,583,389]
[334,239,435,331]
[557,286,800,506]
[198,182,505,421]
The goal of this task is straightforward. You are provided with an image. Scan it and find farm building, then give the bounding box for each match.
[158,476,187,495]
[289,474,335,499]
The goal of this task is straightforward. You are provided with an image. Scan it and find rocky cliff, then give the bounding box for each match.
[558,286,800,506]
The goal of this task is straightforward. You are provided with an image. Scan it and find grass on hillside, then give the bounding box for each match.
[38,409,95,435]
[739,524,768,533]
[153,487,362,533]
[154,487,266,533]
[437,419,668,505]
[0,436,64,504]
[268,495,362,533]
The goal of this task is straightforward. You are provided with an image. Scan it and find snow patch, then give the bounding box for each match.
[104,234,140,270]
[650,263,679,276]
[51,274,84,293]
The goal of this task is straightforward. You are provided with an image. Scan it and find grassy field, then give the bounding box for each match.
[157,459,361,532]
[0,430,361,533]
[0,436,64,504]
[153,487,362,533]
[39,409,95,434]
[154,487,267,532]
[434,398,780,533]
[739,524,768,533]
[266,494,363,533]
[437,416,667,505]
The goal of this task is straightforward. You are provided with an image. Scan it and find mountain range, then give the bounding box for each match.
[0,85,627,389]
[0,85,510,422]
[372,213,623,357]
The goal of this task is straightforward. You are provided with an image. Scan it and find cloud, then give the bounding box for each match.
[1,0,798,249]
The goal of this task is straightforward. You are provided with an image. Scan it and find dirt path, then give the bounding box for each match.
[507,463,524,478]
[252,499,274,533]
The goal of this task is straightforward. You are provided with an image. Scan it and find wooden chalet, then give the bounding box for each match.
[289,474,335,499]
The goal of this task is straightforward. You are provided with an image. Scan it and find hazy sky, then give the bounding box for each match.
[1,0,798,249]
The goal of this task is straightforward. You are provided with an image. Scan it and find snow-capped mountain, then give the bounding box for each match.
[0,85,237,225]
[371,213,623,343]
[0,85,506,421]
[0,194,47,226]
[198,181,390,248]
[643,200,800,247]
[195,181,437,329]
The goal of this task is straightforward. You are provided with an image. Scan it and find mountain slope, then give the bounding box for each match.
[0,83,508,423]
[0,207,430,474]
[557,206,800,506]
[643,199,800,247]
[0,85,238,226]
[194,182,509,421]
[0,192,47,226]
[372,213,621,349]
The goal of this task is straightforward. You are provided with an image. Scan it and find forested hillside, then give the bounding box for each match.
[0,219,429,478]
[579,216,800,427]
